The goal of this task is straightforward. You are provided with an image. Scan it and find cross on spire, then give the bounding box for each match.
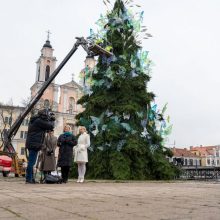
[71,73,74,81]
[46,30,51,40]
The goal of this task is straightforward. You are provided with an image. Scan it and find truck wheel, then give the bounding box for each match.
[15,174,19,177]
[2,171,10,177]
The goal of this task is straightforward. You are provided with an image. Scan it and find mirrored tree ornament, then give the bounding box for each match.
[123,113,130,120]
[141,127,148,138]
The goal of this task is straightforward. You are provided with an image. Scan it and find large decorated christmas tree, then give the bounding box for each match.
[76,0,176,180]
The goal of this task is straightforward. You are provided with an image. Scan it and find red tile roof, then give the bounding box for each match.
[171,148,199,158]
[190,146,219,157]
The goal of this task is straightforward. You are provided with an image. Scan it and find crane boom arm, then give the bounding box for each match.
[3,37,112,152]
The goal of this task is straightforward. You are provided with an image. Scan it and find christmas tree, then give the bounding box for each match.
[76,0,176,180]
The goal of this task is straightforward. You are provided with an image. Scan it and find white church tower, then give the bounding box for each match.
[30,32,59,110]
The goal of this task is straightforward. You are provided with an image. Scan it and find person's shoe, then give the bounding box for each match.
[25,180,35,184]
[62,179,67,183]
[79,178,84,183]
[76,179,80,183]
[32,179,39,184]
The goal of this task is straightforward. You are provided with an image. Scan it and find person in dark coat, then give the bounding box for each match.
[57,125,77,183]
[25,109,55,184]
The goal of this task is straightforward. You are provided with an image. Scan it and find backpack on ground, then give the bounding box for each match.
[44,174,62,184]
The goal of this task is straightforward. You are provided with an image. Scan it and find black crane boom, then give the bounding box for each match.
[3,37,112,153]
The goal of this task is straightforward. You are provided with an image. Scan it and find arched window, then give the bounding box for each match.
[45,65,50,81]
[44,99,50,108]
[68,97,75,114]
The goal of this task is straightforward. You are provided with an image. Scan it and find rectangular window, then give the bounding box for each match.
[207,159,210,165]
[22,119,29,126]
[20,131,24,139]
[4,116,9,124]
[9,117,12,125]
[20,131,28,139]
[24,131,28,139]
[4,116,12,125]
[20,147,25,155]
[194,159,198,166]
[217,160,219,165]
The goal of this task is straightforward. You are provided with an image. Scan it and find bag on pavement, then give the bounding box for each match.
[44,174,62,184]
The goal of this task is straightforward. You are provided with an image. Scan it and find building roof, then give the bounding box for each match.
[60,80,83,90]
[171,147,200,158]
[190,146,220,157]
[0,104,24,111]
[43,40,52,49]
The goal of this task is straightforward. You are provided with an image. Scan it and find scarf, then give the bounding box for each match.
[63,131,72,136]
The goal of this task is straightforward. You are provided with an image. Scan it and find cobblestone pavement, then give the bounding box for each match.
[0,177,220,220]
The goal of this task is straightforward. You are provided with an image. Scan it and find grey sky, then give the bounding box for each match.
[0,0,220,147]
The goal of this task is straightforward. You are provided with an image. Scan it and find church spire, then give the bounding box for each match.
[47,30,51,41]
[43,30,52,48]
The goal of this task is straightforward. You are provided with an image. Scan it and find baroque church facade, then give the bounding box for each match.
[0,36,95,160]
[30,37,85,136]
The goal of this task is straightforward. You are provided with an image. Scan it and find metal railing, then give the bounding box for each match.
[178,166,220,180]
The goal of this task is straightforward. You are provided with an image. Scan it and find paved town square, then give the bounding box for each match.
[0,178,220,220]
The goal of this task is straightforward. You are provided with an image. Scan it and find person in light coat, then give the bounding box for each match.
[74,126,90,183]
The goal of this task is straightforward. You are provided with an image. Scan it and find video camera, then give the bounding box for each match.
[38,109,55,122]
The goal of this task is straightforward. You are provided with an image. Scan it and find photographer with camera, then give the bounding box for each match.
[25,109,55,184]
[38,130,57,180]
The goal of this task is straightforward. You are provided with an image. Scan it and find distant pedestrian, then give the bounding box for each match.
[57,125,77,183]
[74,126,90,183]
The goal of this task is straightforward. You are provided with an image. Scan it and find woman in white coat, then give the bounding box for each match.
[74,126,90,183]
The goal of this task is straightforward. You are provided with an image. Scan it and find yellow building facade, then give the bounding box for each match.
[0,105,30,160]
[190,146,220,167]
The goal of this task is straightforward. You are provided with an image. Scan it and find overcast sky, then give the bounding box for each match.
[0,0,220,148]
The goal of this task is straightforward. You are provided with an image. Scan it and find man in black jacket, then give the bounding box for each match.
[25,109,55,184]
